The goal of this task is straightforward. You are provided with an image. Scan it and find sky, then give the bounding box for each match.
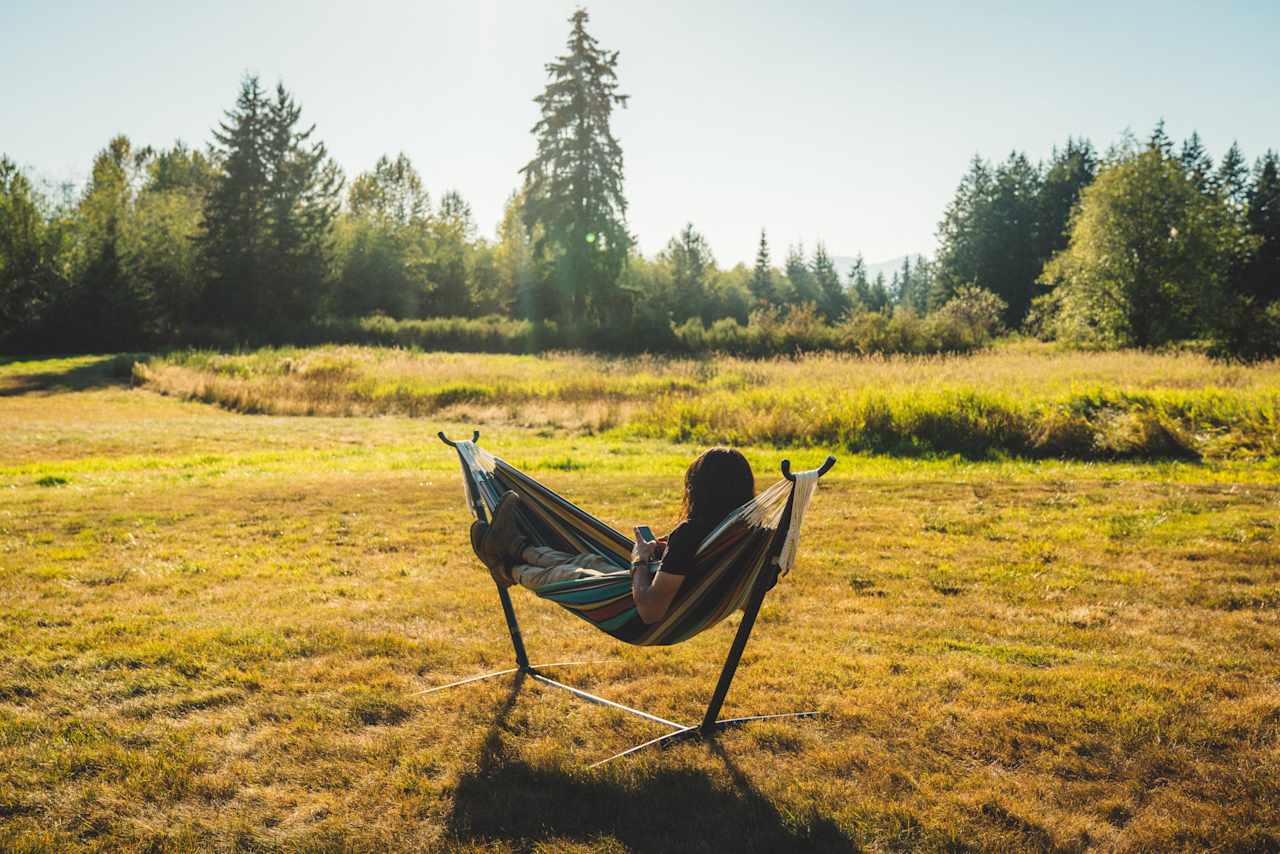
[3,1,1279,267]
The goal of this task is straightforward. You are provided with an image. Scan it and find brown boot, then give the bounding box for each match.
[470,520,513,587]
[484,491,530,567]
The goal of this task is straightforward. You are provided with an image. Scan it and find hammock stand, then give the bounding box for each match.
[430,430,836,766]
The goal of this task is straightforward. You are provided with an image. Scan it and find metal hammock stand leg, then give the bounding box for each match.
[425,431,833,767]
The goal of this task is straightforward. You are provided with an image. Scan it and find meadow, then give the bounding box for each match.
[2,350,1279,852]
[137,343,1280,463]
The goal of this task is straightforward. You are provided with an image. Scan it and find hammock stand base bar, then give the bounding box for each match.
[412,660,606,696]
[588,711,820,769]
[528,671,688,730]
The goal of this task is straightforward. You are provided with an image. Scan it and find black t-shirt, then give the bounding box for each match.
[659,517,718,578]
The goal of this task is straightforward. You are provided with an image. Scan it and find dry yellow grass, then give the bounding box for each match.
[136,344,1280,461]
[2,354,1279,852]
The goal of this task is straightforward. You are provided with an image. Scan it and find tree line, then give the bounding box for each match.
[933,123,1280,358]
[1,9,1276,357]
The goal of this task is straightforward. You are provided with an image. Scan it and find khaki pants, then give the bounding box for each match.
[512,545,620,590]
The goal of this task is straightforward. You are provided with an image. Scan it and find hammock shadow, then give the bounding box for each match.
[443,674,856,853]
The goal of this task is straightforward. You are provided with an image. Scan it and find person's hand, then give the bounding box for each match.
[631,534,658,564]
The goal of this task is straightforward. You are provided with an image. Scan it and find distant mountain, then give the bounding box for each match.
[830,254,929,282]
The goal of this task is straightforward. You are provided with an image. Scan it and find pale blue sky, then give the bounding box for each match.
[3,1,1278,266]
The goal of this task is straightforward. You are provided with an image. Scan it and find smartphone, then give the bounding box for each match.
[634,525,656,544]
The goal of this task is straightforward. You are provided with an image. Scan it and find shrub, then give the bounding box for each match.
[931,286,1007,349]
[1209,299,1280,362]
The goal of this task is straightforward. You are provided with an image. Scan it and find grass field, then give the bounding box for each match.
[2,352,1279,852]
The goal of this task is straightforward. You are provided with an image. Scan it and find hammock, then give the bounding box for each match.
[452,438,820,646]
[431,431,835,765]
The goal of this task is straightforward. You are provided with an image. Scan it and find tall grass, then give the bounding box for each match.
[626,385,1278,460]
[134,344,1280,461]
[168,304,1002,357]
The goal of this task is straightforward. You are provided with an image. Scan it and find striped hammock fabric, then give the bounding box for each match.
[451,441,818,646]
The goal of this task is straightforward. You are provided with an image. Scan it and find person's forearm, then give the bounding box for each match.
[631,563,657,619]
[631,563,654,596]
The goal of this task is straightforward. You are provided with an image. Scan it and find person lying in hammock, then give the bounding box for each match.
[470,447,755,624]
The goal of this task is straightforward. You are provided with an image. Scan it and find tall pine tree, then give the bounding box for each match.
[0,159,64,344]
[1243,151,1280,305]
[934,155,994,307]
[199,77,268,325]
[1038,137,1097,263]
[1216,142,1250,208]
[199,76,341,332]
[1148,118,1173,156]
[846,253,870,310]
[935,152,1042,325]
[749,228,776,306]
[262,82,342,323]
[660,222,715,323]
[520,9,629,325]
[784,243,818,307]
[810,241,849,320]
[1179,132,1213,193]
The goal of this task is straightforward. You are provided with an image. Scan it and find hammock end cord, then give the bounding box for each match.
[439,430,491,523]
[775,454,836,576]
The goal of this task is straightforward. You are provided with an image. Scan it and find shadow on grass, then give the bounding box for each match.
[444,672,857,852]
[0,354,139,396]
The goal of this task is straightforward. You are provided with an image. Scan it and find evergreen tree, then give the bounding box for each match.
[1215,141,1254,300]
[1216,142,1250,208]
[520,9,630,324]
[896,255,912,309]
[1179,132,1213,193]
[659,222,715,323]
[749,228,776,305]
[846,253,870,310]
[784,242,817,307]
[935,152,1042,325]
[868,272,890,312]
[1148,118,1173,156]
[1242,151,1280,304]
[1038,137,1097,263]
[0,158,65,345]
[912,256,934,313]
[810,241,848,320]
[261,82,343,322]
[199,76,269,325]
[896,254,931,314]
[987,152,1043,324]
[199,76,341,332]
[933,155,994,307]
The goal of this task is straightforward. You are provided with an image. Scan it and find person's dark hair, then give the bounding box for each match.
[681,447,754,524]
